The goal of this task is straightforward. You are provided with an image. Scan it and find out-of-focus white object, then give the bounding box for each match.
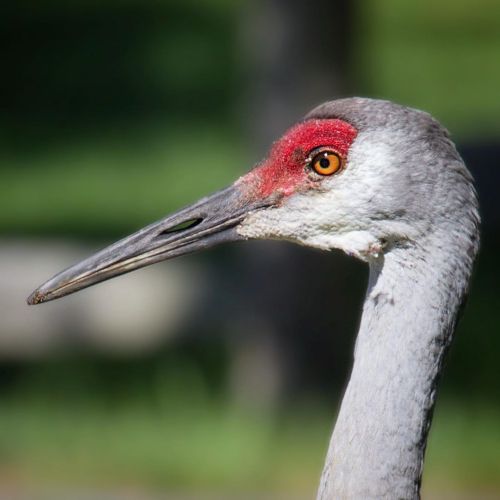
[0,239,200,357]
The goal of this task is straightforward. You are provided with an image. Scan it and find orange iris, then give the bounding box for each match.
[312,151,342,176]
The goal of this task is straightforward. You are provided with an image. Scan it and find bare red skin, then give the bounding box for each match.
[239,119,357,200]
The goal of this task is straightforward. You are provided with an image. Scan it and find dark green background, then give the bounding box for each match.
[1,1,499,497]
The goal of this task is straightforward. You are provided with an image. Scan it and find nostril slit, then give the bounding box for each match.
[159,217,203,236]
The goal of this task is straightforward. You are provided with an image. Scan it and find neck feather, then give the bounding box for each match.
[317,226,478,499]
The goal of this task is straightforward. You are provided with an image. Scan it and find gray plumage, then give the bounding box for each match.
[27,98,480,500]
[308,98,480,499]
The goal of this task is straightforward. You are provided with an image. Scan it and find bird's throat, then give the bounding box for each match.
[317,235,475,499]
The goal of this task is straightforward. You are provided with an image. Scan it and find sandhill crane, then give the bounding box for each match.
[28,98,480,499]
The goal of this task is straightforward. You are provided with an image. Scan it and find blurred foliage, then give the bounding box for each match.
[1,1,243,236]
[445,235,500,397]
[358,0,500,139]
[1,0,500,496]
[1,1,238,140]
[2,0,500,233]
[1,124,243,236]
[0,373,499,496]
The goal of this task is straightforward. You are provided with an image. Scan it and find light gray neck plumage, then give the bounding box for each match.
[318,221,478,499]
[305,97,481,499]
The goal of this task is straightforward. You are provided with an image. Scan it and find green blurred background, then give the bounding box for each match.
[1,1,499,498]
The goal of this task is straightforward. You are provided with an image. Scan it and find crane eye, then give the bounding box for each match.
[311,151,342,176]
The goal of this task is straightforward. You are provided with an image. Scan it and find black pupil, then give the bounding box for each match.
[319,157,330,169]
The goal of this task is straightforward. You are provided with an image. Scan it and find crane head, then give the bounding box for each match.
[28,98,472,304]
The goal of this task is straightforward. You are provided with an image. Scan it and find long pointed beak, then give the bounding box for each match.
[27,184,274,305]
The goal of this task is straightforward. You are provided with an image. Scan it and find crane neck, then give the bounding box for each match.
[317,227,477,499]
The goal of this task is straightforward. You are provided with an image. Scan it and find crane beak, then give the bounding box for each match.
[27,184,274,305]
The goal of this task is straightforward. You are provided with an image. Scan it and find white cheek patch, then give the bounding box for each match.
[339,131,394,195]
[239,210,382,261]
[310,231,383,260]
[237,207,299,240]
[237,129,406,261]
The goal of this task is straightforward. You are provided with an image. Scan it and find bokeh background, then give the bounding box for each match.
[1,1,499,498]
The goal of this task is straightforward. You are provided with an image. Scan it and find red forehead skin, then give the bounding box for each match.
[239,119,357,200]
